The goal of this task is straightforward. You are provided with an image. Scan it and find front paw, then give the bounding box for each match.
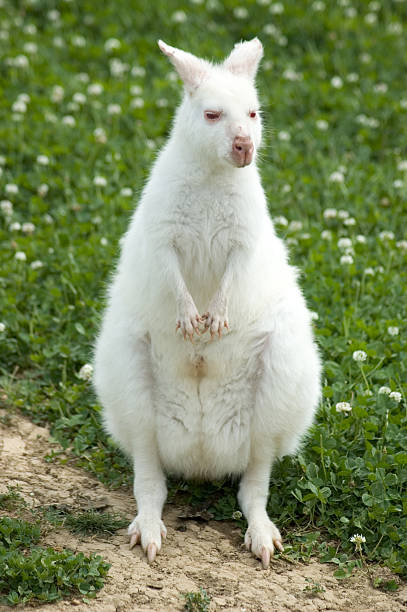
[176,299,201,342]
[244,519,284,569]
[202,294,229,338]
[128,515,167,563]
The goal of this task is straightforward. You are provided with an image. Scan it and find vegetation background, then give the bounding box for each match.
[0,0,406,605]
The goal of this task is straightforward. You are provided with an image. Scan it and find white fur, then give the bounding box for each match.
[93,38,321,567]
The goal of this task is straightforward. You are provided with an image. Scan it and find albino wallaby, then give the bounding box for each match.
[94,38,321,569]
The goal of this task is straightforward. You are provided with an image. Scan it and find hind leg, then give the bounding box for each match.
[239,309,321,568]
[238,443,283,569]
[94,329,167,562]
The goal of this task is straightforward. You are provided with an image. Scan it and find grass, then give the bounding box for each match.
[0,0,406,600]
[0,516,110,606]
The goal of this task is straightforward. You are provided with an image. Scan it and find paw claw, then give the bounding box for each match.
[147,542,157,563]
[275,539,284,552]
[129,531,140,549]
[261,546,271,569]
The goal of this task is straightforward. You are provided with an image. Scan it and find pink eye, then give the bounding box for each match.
[204,110,222,122]
[250,111,257,119]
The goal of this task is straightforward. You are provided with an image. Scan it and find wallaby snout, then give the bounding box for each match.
[232,136,254,167]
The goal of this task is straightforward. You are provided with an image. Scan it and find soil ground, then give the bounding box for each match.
[0,411,406,612]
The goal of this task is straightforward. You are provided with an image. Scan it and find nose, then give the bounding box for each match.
[232,136,254,167]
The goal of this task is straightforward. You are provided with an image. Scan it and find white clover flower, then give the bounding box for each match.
[37,183,49,197]
[0,322,5,332]
[12,100,27,113]
[172,9,188,22]
[338,209,349,219]
[393,179,404,188]
[312,0,325,9]
[389,391,402,403]
[338,237,352,250]
[130,85,143,96]
[9,222,21,231]
[281,184,291,194]
[356,235,366,244]
[156,98,168,108]
[345,7,357,18]
[323,208,337,219]
[104,37,121,52]
[346,72,359,83]
[353,350,367,362]
[350,534,366,548]
[316,119,329,131]
[331,76,343,89]
[360,52,371,63]
[51,85,64,103]
[22,222,35,234]
[282,68,302,81]
[23,42,38,54]
[0,155,6,165]
[53,36,65,48]
[301,233,311,241]
[379,386,391,395]
[94,127,107,144]
[110,58,129,77]
[48,9,60,21]
[374,82,388,93]
[1,200,13,215]
[120,187,133,197]
[368,1,380,10]
[62,115,76,126]
[15,251,27,262]
[93,175,107,187]
[78,363,93,381]
[131,66,146,78]
[73,92,86,105]
[232,510,243,520]
[24,23,37,34]
[329,171,345,183]
[76,72,90,83]
[100,237,108,246]
[130,97,144,108]
[88,83,103,96]
[72,35,86,47]
[379,230,395,241]
[340,254,354,265]
[289,221,303,232]
[30,260,43,270]
[310,311,319,321]
[364,389,373,397]
[321,230,332,240]
[344,217,356,226]
[396,239,407,250]
[107,103,121,115]
[270,2,284,13]
[274,215,288,227]
[387,326,399,336]
[397,160,407,171]
[388,22,403,35]
[365,12,377,24]
[5,184,18,195]
[336,402,352,413]
[36,154,49,165]
[12,54,29,68]
[356,114,379,128]
[44,214,53,224]
[278,130,291,141]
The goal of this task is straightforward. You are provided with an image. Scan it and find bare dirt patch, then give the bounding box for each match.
[0,411,405,612]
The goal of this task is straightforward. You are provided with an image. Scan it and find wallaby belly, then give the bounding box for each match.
[152,339,255,479]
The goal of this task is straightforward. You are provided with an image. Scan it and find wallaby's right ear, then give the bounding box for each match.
[158,40,210,94]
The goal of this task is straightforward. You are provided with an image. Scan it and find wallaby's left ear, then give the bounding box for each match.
[223,38,263,81]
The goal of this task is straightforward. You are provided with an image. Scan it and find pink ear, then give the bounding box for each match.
[158,40,210,93]
[223,38,264,81]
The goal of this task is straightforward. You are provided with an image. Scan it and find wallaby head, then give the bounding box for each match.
[158,39,264,170]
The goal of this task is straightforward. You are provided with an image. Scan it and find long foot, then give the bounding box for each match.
[128,515,167,563]
[244,519,283,569]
